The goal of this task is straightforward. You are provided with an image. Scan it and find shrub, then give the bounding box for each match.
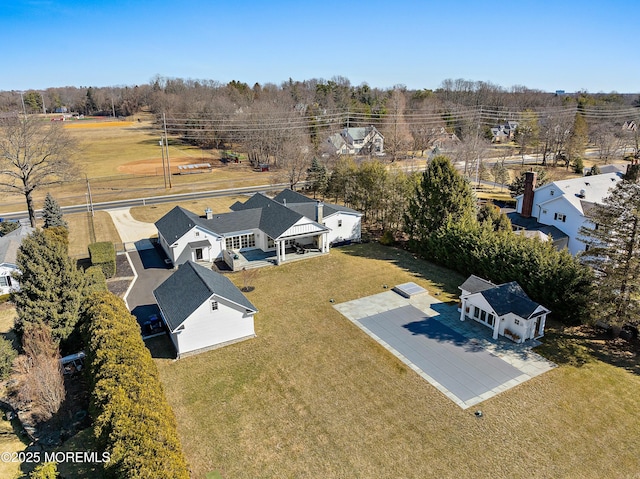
[29,462,59,479]
[84,266,107,293]
[82,292,189,479]
[379,230,395,246]
[88,242,116,279]
[0,293,10,304]
[0,336,17,379]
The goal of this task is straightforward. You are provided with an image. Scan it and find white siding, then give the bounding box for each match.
[171,226,224,265]
[0,264,19,294]
[323,213,362,244]
[172,295,255,356]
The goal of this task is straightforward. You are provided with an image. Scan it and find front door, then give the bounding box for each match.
[195,248,203,261]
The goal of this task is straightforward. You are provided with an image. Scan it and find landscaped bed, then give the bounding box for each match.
[154,242,640,479]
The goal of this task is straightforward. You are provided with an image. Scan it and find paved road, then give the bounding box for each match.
[0,182,296,221]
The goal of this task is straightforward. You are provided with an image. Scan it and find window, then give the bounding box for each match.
[211,301,218,311]
[473,307,480,318]
[554,213,566,222]
[480,310,487,322]
[0,276,10,287]
[195,231,200,237]
[488,314,495,326]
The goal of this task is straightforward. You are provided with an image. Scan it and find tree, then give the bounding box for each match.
[578,181,640,326]
[306,157,328,198]
[29,462,59,479]
[509,167,548,197]
[0,116,77,227]
[14,326,65,422]
[490,160,509,190]
[514,110,540,162]
[566,112,589,167]
[477,202,512,232]
[13,228,84,343]
[405,155,476,246]
[42,193,67,229]
[588,164,601,176]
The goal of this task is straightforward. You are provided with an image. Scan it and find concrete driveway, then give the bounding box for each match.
[107,208,157,245]
[334,291,555,409]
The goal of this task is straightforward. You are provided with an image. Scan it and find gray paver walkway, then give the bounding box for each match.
[334,291,556,409]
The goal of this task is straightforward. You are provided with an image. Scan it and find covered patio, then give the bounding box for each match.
[223,244,328,271]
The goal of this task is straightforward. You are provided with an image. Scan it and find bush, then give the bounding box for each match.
[84,266,107,293]
[379,230,395,246]
[29,462,59,479]
[0,336,17,380]
[0,293,10,304]
[88,242,116,279]
[82,292,189,479]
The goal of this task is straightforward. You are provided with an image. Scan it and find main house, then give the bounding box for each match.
[327,126,384,156]
[0,225,34,294]
[155,190,362,269]
[509,171,622,255]
[459,275,549,343]
[154,260,258,358]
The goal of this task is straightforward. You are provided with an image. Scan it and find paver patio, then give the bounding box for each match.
[334,289,556,409]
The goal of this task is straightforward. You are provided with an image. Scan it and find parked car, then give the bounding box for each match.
[143,314,165,335]
[60,351,86,375]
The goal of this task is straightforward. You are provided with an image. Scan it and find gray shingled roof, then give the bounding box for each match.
[480,282,543,318]
[231,193,310,238]
[459,275,495,294]
[506,212,569,251]
[153,261,257,331]
[155,206,204,244]
[0,225,34,265]
[273,190,361,219]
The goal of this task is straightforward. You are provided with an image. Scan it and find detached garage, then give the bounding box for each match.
[153,261,258,358]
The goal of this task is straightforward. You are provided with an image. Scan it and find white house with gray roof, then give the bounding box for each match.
[155,191,361,269]
[513,171,622,255]
[459,275,549,343]
[328,126,384,155]
[153,261,258,358]
[0,225,34,294]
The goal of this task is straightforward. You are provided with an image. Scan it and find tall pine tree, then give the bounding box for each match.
[404,155,476,247]
[578,180,640,326]
[13,228,83,342]
[42,192,67,228]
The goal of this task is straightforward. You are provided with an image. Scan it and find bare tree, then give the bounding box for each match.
[381,88,411,161]
[0,116,78,227]
[272,137,313,190]
[13,326,65,422]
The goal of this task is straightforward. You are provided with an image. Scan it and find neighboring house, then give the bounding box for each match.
[155,190,361,269]
[327,126,384,155]
[153,260,258,358]
[490,121,518,143]
[458,275,549,343]
[0,225,34,294]
[272,189,362,245]
[511,171,621,255]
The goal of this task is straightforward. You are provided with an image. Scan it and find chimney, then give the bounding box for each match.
[282,198,287,207]
[316,201,324,223]
[521,171,537,218]
[205,207,213,220]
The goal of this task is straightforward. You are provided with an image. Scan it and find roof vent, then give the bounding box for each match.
[578,189,586,198]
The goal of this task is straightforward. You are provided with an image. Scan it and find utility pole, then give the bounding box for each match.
[40,93,46,115]
[19,91,27,116]
[111,98,116,118]
[159,138,167,188]
[163,112,172,188]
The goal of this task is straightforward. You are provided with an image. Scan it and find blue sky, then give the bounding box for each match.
[1,0,638,93]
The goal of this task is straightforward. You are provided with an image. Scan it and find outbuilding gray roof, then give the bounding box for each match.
[459,275,495,294]
[154,261,257,331]
[480,282,545,319]
[273,189,362,220]
[155,206,204,244]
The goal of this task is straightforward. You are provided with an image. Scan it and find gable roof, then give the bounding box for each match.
[155,206,204,244]
[480,282,546,318]
[0,225,34,265]
[459,275,495,294]
[272,190,362,219]
[154,261,257,331]
[506,212,569,250]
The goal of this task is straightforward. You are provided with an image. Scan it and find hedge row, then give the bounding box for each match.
[88,242,116,279]
[82,292,189,479]
[420,222,595,325]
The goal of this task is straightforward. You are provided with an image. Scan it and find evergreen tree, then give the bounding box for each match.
[306,157,328,198]
[567,112,589,166]
[477,202,512,232]
[579,181,640,326]
[13,228,84,342]
[42,192,67,228]
[404,155,476,246]
[588,164,601,176]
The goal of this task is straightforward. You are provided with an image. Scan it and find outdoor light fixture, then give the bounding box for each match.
[475,410,483,418]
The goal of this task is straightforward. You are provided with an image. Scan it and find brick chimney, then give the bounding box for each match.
[521,171,537,218]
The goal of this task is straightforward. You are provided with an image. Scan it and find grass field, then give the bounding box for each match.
[154,243,640,479]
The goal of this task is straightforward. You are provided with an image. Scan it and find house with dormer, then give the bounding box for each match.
[0,225,34,294]
[155,191,361,270]
[510,171,621,255]
[327,126,384,155]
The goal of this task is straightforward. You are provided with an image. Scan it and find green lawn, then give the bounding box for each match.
[155,243,640,478]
